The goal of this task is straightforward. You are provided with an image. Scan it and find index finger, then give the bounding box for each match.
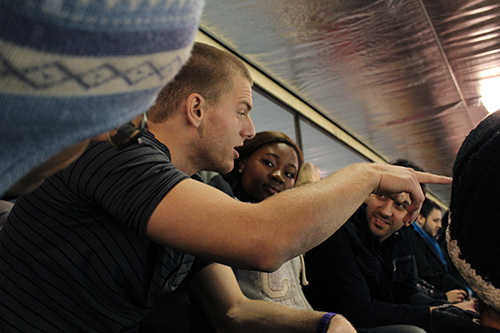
[415,171,452,185]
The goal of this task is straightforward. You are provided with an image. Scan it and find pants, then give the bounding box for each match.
[357,325,427,333]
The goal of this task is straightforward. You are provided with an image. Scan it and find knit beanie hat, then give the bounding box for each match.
[0,0,204,196]
[448,110,500,312]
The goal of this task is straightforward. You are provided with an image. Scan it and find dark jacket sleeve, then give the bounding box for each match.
[414,234,468,293]
[305,224,431,331]
[394,228,446,307]
[415,275,448,301]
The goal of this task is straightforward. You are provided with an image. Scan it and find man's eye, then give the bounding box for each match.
[394,202,408,211]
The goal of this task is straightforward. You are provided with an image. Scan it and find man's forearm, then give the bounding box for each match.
[189,264,356,333]
[220,298,355,333]
[148,162,451,272]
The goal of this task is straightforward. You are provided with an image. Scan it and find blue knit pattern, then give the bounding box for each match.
[0,0,204,195]
[0,1,200,54]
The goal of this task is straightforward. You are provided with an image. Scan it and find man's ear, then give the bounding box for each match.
[185,93,207,128]
[416,214,426,227]
[364,195,371,204]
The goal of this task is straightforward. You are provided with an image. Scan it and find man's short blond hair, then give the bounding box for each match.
[147,42,253,123]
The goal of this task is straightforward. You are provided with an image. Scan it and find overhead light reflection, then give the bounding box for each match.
[481,75,500,114]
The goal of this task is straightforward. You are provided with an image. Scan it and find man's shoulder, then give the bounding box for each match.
[137,130,171,156]
[390,226,417,256]
[55,130,184,201]
[343,207,369,236]
[402,226,417,247]
[336,217,362,238]
[333,214,371,251]
[312,206,369,254]
[85,130,170,165]
[412,229,428,246]
[399,225,417,238]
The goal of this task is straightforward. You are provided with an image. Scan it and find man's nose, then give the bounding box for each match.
[380,200,393,217]
[242,115,256,140]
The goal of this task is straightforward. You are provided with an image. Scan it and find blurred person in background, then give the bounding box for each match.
[413,198,470,304]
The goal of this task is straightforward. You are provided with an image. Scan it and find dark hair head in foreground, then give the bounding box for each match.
[448,110,500,313]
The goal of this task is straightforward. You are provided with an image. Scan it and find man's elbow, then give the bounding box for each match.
[248,257,284,273]
[241,241,289,272]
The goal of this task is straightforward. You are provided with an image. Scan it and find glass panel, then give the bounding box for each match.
[300,119,368,178]
[251,90,296,143]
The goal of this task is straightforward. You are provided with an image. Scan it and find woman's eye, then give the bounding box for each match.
[285,171,295,179]
[263,159,273,167]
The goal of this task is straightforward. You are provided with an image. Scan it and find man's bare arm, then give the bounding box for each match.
[147,162,451,271]
[188,263,356,333]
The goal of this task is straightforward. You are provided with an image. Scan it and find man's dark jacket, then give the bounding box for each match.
[304,204,444,332]
[414,230,469,294]
[432,306,500,333]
